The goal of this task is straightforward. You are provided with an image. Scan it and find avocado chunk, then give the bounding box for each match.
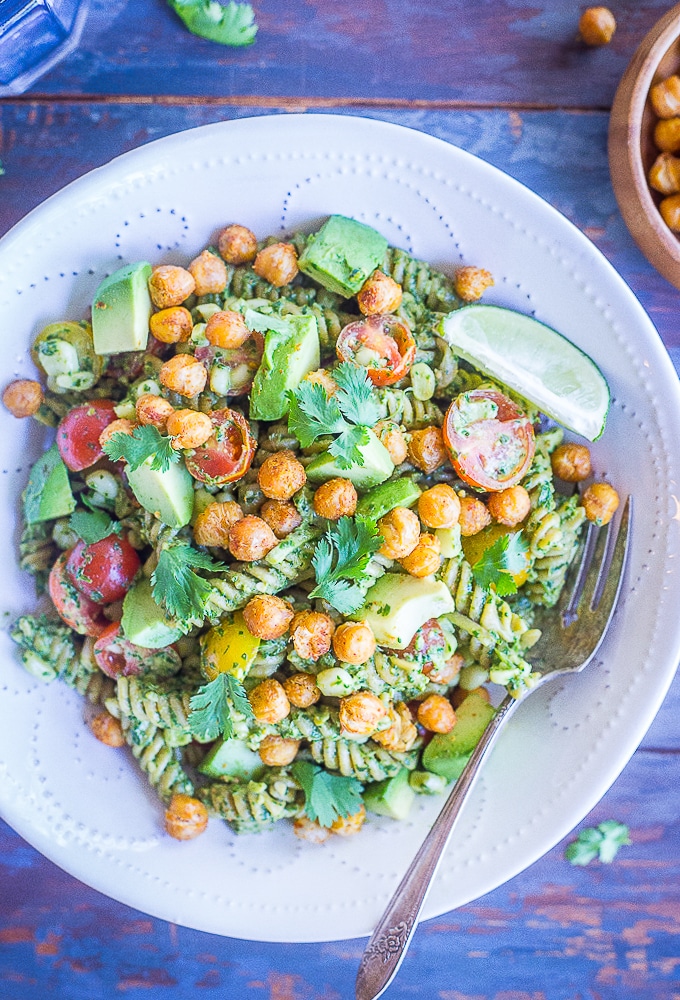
[198,737,264,780]
[247,311,320,421]
[421,692,496,782]
[354,572,454,649]
[92,262,153,356]
[298,215,388,297]
[364,767,416,820]
[305,430,394,491]
[121,577,182,648]
[355,478,422,521]
[126,458,194,528]
[23,444,76,524]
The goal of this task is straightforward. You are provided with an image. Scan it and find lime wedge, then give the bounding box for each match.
[439,305,610,441]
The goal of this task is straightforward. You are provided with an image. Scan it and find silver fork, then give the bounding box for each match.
[355,496,632,1000]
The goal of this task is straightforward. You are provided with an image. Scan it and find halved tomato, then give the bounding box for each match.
[443,388,535,492]
[93,623,182,678]
[65,534,141,604]
[56,399,117,472]
[184,407,256,486]
[336,314,416,386]
[48,552,107,636]
[195,330,264,398]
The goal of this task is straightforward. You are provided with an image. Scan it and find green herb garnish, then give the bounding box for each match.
[151,545,225,621]
[471,531,529,597]
[189,673,253,741]
[292,760,364,828]
[565,821,631,865]
[102,424,179,473]
[167,0,257,46]
[309,516,382,614]
[69,509,121,545]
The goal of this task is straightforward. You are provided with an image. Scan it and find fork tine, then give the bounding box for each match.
[588,495,632,623]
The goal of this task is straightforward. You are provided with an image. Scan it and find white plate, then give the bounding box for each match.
[1,114,679,944]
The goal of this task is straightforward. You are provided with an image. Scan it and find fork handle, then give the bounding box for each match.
[355,693,519,1000]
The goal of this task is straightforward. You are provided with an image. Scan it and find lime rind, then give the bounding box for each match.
[439,305,610,441]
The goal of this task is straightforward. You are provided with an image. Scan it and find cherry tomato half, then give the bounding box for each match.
[336,314,416,387]
[443,388,535,492]
[56,399,117,472]
[399,619,448,663]
[48,552,107,636]
[65,534,141,604]
[93,623,182,678]
[195,331,264,398]
[184,407,256,486]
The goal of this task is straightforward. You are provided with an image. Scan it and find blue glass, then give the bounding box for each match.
[0,0,87,94]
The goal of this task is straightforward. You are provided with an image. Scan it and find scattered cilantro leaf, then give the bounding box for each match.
[69,509,121,544]
[286,381,347,448]
[167,0,257,47]
[333,362,382,428]
[0,160,5,177]
[188,673,253,741]
[471,531,529,597]
[151,545,225,621]
[310,516,383,614]
[565,821,631,865]
[292,760,364,828]
[23,444,76,524]
[328,424,371,469]
[102,424,179,473]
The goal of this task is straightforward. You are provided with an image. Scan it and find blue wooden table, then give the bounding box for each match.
[1,3,680,997]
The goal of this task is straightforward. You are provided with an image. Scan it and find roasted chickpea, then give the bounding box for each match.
[551,442,592,483]
[378,506,420,560]
[581,482,620,526]
[205,310,250,349]
[90,711,125,747]
[293,815,331,844]
[651,75,680,119]
[148,265,195,309]
[648,152,680,196]
[99,417,135,447]
[167,408,213,450]
[407,425,447,474]
[248,678,290,724]
[399,532,441,577]
[418,484,461,529]
[228,515,278,561]
[303,368,337,396]
[282,672,321,709]
[330,805,366,837]
[260,499,303,538]
[660,193,680,232]
[339,690,386,736]
[164,793,209,840]
[578,6,616,46]
[188,250,228,296]
[149,306,193,344]
[193,501,243,547]
[332,622,377,665]
[159,354,208,397]
[487,485,531,527]
[217,223,258,265]
[357,270,403,315]
[290,610,335,661]
[458,495,491,536]
[252,242,299,287]
[654,118,680,154]
[371,702,418,753]
[312,478,358,520]
[135,393,175,432]
[374,419,408,465]
[257,450,307,501]
[243,594,294,640]
[454,265,494,302]
[424,652,464,686]
[417,694,457,734]
[2,379,44,418]
[451,685,491,708]
[258,734,300,766]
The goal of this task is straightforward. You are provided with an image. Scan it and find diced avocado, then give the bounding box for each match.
[354,572,454,649]
[421,693,496,782]
[435,524,462,559]
[247,312,320,421]
[23,444,76,524]
[363,767,416,820]
[355,479,422,521]
[198,737,264,780]
[305,430,394,491]
[126,458,194,528]
[298,215,388,297]
[121,577,182,648]
[92,262,153,356]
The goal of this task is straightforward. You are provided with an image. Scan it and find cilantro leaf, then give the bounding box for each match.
[471,531,529,597]
[188,673,253,741]
[292,760,364,828]
[565,821,631,866]
[151,545,226,622]
[333,362,382,428]
[167,0,257,47]
[328,424,371,469]
[23,444,76,524]
[310,516,383,614]
[286,381,347,448]
[69,509,121,545]
[102,424,179,473]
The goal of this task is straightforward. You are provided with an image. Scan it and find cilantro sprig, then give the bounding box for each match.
[151,544,226,622]
[310,516,382,614]
[292,761,364,828]
[189,673,253,741]
[69,509,121,545]
[471,531,529,597]
[102,425,179,473]
[565,821,631,865]
[167,0,257,47]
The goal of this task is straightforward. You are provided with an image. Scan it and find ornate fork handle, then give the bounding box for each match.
[355,693,519,1000]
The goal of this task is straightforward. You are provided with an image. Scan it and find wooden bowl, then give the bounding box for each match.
[609,3,680,290]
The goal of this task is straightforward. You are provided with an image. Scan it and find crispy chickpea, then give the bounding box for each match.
[193,501,243,547]
[339,690,386,736]
[551,442,592,483]
[330,805,366,837]
[407,425,447,474]
[417,694,457,734]
[243,594,294,640]
[217,223,258,264]
[164,793,209,841]
[648,152,680,196]
[581,482,620,526]
[371,702,418,753]
[260,499,303,539]
[303,368,337,396]
[425,653,464,686]
[90,711,125,747]
[458,495,492,536]
[228,515,278,561]
[651,75,680,119]
[660,193,680,232]
[148,265,196,309]
[248,678,291,724]
[487,485,531,527]
[332,622,377,665]
[293,815,331,844]
[282,672,321,709]
[159,354,208,397]
[453,265,495,302]
[578,6,616,46]
[357,269,403,315]
[374,419,408,465]
[252,242,299,287]
[167,408,213,450]
[258,734,300,766]
[399,532,441,577]
[205,310,250,349]
[418,484,461,529]
[188,250,228,296]
[257,450,307,501]
[312,478,358,520]
[2,379,43,418]
[451,685,491,709]
[135,393,175,432]
[378,506,420,560]
[99,417,135,447]
[654,118,680,154]
[290,610,335,661]
[149,306,193,344]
